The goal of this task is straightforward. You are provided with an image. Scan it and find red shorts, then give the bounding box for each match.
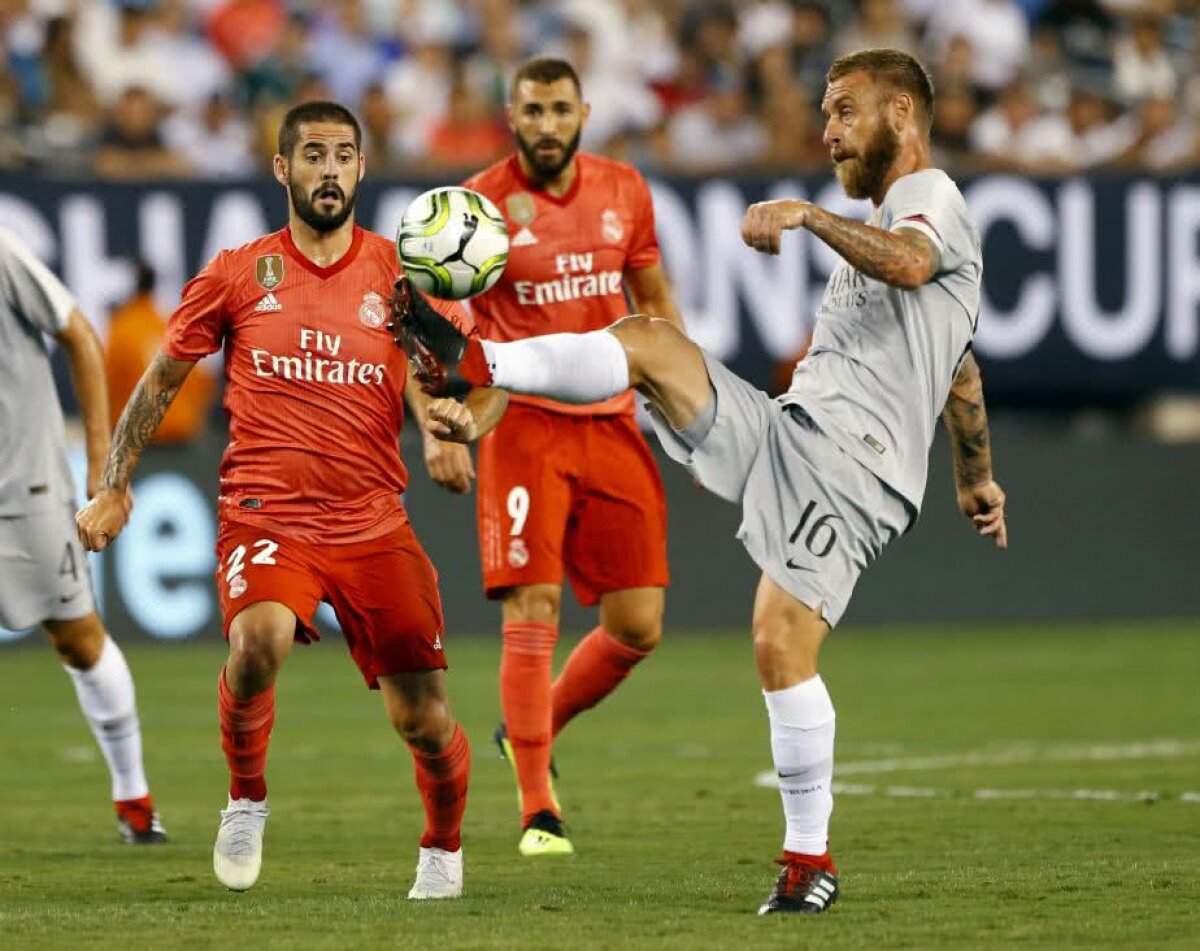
[215,518,446,688]
[476,402,669,605]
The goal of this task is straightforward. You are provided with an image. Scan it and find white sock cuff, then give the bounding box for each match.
[763,675,835,730]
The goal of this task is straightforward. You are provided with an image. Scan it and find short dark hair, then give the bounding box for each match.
[827,49,935,131]
[277,100,362,158]
[509,57,582,102]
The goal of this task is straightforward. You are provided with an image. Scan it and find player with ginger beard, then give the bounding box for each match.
[75,100,508,899]
[392,49,1008,913]
[414,57,685,857]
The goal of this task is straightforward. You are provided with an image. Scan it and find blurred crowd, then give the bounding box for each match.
[2,0,1198,179]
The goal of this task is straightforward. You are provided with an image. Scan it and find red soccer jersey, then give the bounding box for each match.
[464,153,661,416]
[163,225,468,544]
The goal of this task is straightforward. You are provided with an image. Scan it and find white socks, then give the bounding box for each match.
[64,636,149,802]
[764,675,836,855]
[480,330,630,403]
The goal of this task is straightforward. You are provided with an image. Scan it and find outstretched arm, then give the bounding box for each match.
[75,350,195,550]
[942,350,1008,549]
[55,308,110,498]
[741,199,939,290]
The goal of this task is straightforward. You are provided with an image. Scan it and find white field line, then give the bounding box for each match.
[753,738,1200,803]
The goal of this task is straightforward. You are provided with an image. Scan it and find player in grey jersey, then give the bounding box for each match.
[390,49,1007,914]
[0,228,166,844]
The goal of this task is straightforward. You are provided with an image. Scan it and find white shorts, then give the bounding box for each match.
[651,353,913,626]
[0,504,95,630]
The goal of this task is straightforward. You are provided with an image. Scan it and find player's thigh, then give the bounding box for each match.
[476,403,574,597]
[0,505,95,631]
[566,416,668,606]
[739,407,911,630]
[323,522,447,689]
[647,353,774,505]
[216,520,322,644]
[609,314,711,432]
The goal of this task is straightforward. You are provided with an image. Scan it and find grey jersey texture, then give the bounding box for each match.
[0,228,78,515]
[780,168,981,512]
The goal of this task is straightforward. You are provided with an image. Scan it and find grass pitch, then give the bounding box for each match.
[2,621,1198,949]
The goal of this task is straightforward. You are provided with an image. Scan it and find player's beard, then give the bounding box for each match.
[291,178,358,233]
[833,120,900,201]
[516,126,582,182]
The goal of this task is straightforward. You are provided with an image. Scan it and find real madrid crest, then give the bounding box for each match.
[359,291,387,329]
[256,254,284,290]
[506,192,536,226]
[601,209,624,244]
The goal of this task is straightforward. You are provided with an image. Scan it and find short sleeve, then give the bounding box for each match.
[163,251,230,361]
[0,228,75,333]
[625,171,661,271]
[884,171,973,273]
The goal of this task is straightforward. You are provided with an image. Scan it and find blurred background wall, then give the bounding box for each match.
[1,0,1198,642]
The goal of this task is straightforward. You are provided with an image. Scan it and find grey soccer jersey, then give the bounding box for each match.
[780,168,981,512]
[0,228,78,515]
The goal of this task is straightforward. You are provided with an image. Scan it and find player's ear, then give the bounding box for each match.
[580,101,592,127]
[272,154,289,187]
[893,92,913,132]
[505,102,515,132]
[357,152,365,182]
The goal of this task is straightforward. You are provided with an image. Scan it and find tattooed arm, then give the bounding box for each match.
[75,351,196,551]
[942,350,1008,549]
[741,199,939,289]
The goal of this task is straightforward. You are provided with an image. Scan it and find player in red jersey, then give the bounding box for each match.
[75,101,508,897]
[427,57,685,855]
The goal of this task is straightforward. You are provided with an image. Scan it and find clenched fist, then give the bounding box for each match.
[75,486,134,552]
[741,199,812,255]
[426,398,478,444]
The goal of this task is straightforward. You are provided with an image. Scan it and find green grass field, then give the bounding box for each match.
[2,621,1198,949]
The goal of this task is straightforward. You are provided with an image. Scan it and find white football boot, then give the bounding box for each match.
[213,797,270,891]
[407,846,463,900]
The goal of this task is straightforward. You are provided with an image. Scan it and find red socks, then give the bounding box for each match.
[552,627,651,737]
[783,849,837,874]
[409,724,471,852]
[499,621,558,823]
[217,668,274,802]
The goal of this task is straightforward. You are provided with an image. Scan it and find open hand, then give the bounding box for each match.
[75,486,134,552]
[956,479,1008,550]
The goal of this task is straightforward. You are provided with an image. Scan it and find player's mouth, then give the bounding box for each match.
[534,140,563,156]
[315,186,343,204]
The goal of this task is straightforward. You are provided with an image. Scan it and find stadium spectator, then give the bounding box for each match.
[105,260,216,445]
[163,92,255,178]
[924,0,1031,93]
[663,74,767,173]
[1113,12,1177,103]
[969,77,1044,168]
[93,85,191,180]
[74,0,183,109]
[424,69,510,171]
[359,80,407,174]
[382,19,456,159]
[307,0,394,108]
[834,0,919,60]
[931,81,982,170]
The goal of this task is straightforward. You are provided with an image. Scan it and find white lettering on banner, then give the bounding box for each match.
[115,473,215,639]
[967,177,1057,360]
[648,179,713,349]
[1060,181,1161,360]
[60,195,133,337]
[1167,185,1200,360]
[0,195,56,262]
[201,191,269,267]
[139,192,187,314]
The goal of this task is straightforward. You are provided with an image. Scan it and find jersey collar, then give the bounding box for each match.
[508,153,584,206]
[280,224,364,280]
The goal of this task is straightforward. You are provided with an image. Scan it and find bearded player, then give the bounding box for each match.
[394,50,1007,912]
[418,57,685,856]
[76,101,507,898]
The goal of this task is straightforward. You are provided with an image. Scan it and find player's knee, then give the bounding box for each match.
[43,614,105,669]
[228,621,289,687]
[503,586,561,626]
[609,314,679,378]
[393,700,453,753]
[605,606,663,652]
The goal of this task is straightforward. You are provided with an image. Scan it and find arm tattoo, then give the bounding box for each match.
[942,351,993,487]
[804,206,939,288]
[100,353,193,490]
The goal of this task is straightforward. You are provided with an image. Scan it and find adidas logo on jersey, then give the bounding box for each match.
[254,292,282,313]
[511,227,538,248]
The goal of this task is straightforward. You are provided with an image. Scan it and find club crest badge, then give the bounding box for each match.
[229,575,248,599]
[506,192,536,226]
[256,254,284,291]
[359,291,387,329]
[507,538,530,569]
[601,209,624,244]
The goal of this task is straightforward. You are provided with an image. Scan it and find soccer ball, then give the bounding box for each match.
[397,186,509,300]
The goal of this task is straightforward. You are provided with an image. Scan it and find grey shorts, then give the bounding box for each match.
[650,354,913,626]
[0,504,95,630]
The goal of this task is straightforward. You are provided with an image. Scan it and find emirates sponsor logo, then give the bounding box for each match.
[249,328,387,386]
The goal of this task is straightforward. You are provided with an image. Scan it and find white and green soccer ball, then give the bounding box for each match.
[397,186,509,300]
